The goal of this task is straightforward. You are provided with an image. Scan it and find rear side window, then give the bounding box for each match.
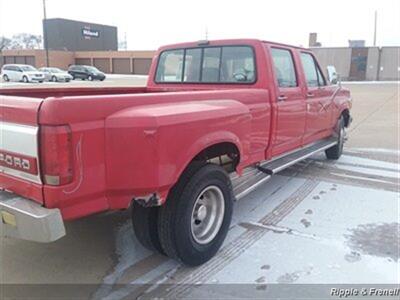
[221,47,255,83]
[156,50,184,82]
[271,48,297,88]
[301,52,326,87]
[202,47,221,82]
[156,46,256,84]
[183,48,202,82]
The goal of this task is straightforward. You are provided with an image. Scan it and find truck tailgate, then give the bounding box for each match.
[0,95,44,204]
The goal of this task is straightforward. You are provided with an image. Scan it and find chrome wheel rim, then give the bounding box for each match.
[191,185,225,245]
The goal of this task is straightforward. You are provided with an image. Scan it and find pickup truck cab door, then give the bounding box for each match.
[268,46,306,157]
[300,52,335,144]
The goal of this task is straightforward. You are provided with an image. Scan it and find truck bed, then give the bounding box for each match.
[0,86,149,98]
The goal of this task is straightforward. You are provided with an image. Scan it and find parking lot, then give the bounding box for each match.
[0,78,398,299]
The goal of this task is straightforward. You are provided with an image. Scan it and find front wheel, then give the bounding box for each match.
[22,76,29,83]
[158,163,234,266]
[88,75,93,81]
[51,76,57,82]
[325,116,345,160]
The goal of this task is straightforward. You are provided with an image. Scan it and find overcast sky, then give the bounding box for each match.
[0,0,399,50]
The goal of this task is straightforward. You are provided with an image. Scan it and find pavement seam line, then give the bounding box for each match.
[136,179,319,299]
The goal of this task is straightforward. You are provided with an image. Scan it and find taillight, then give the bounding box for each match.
[40,125,73,186]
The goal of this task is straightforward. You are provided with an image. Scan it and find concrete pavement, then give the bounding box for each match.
[0,80,398,299]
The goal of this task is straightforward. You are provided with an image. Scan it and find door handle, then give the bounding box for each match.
[277,95,287,101]
[307,92,314,98]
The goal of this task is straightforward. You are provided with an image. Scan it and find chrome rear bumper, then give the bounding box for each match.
[0,190,65,242]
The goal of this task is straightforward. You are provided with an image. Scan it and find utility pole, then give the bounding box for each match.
[43,0,50,66]
[373,10,377,47]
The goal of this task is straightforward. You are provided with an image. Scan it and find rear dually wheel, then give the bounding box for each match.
[158,163,234,266]
[131,202,164,254]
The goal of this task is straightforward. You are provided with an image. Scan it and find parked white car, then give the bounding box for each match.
[39,67,73,82]
[1,64,45,83]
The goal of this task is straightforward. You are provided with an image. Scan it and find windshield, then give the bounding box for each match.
[50,68,63,73]
[155,46,256,83]
[20,65,37,72]
[85,66,100,72]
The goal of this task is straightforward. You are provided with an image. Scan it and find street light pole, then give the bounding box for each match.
[43,0,50,67]
[373,10,377,47]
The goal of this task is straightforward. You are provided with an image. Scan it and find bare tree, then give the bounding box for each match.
[0,37,12,52]
[10,33,43,49]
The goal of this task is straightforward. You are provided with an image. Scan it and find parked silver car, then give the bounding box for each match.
[39,67,73,82]
[1,64,45,83]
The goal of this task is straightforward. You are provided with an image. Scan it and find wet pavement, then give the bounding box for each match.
[0,81,399,299]
[90,149,399,299]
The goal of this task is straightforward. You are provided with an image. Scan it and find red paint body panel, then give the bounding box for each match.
[0,95,42,125]
[0,39,351,221]
[0,173,43,204]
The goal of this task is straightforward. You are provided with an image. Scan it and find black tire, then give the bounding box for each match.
[325,116,345,160]
[22,76,29,83]
[51,76,57,82]
[158,163,234,266]
[38,81,43,83]
[3,74,9,82]
[131,202,164,254]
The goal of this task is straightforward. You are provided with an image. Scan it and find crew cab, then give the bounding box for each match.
[0,39,352,266]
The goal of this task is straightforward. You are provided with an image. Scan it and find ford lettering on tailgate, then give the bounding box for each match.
[0,121,41,184]
[0,150,38,175]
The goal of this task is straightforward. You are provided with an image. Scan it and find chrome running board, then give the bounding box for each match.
[231,137,337,200]
[231,168,271,201]
[259,137,337,174]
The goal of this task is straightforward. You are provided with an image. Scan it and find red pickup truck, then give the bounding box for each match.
[0,39,351,265]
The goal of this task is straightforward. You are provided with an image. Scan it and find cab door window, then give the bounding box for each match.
[270,48,298,87]
[300,52,326,87]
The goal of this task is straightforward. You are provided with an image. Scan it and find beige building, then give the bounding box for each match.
[1,46,398,80]
[312,46,399,81]
[0,49,155,75]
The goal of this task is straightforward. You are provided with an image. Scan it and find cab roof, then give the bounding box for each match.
[158,39,309,51]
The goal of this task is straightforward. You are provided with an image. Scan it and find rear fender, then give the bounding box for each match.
[104,99,251,208]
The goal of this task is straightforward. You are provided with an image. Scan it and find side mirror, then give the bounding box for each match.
[327,65,339,85]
